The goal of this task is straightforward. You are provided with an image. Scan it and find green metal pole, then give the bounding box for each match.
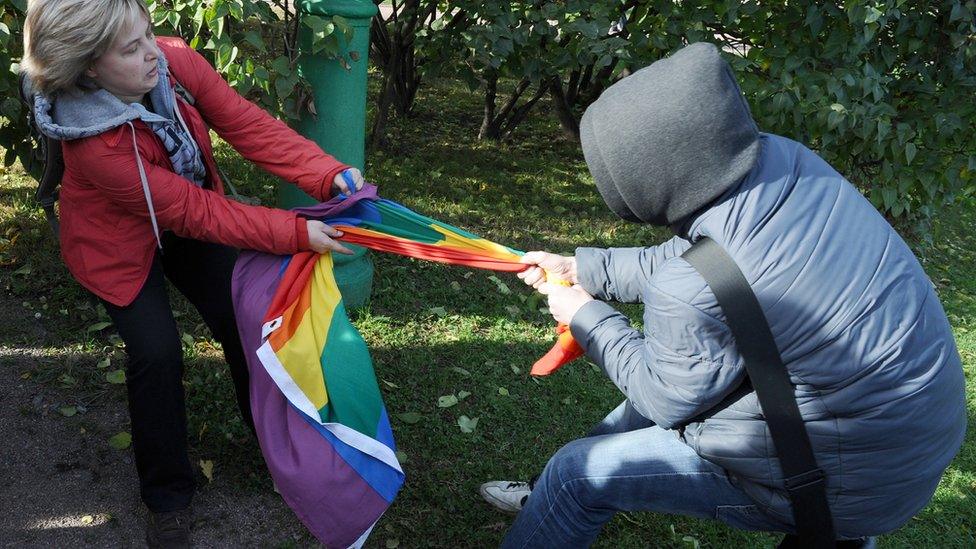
[280,0,378,308]
[278,0,377,208]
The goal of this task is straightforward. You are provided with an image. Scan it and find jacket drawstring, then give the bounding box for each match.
[127,121,163,250]
[171,94,202,170]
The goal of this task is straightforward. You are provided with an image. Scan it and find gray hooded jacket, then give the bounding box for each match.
[571,43,966,537]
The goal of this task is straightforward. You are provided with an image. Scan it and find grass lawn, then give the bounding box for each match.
[0,76,972,548]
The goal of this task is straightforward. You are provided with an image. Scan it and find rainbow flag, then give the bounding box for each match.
[232,192,404,548]
[231,186,583,546]
[325,192,526,272]
[322,185,584,375]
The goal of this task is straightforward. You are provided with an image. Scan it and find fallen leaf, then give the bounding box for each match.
[437,395,459,408]
[487,275,511,294]
[457,415,479,433]
[394,450,408,464]
[396,412,422,424]
[451,367,471,377]
[105,369,126,384]
[96,357,111,369]
[498,387,509,396]
[80,515,94,525]
[86,321,112,333]
[108,432,131,450]
[457,390,471,400]
[386,539,400,548]
[381,379,400,389]
[199,460,214,483]
[428,306,448,317]
[59,406,77,417]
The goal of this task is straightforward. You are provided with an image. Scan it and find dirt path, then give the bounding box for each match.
[0,299,316,547]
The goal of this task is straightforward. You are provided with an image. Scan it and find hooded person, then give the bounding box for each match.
[479,42,965,548]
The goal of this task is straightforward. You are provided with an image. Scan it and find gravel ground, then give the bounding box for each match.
[0,300,316,548]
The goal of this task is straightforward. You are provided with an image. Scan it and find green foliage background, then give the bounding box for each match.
[724,1,976,223]
[418,0,976,225]
[0,0,974,226]
[0,0,352,176]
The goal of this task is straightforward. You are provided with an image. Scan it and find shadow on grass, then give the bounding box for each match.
[364,332,973,548]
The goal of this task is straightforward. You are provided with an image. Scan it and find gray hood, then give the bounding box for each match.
[32,51,176,141]
[28,49,204,251]
[580,42,761,226]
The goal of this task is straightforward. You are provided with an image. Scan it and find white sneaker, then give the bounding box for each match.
[479,480,532,513]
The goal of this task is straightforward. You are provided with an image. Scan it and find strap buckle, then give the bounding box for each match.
[784,468,826,493]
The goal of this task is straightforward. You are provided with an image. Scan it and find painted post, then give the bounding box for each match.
[280,0,377,308]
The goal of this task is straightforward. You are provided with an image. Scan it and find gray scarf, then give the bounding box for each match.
[33,50,207,187]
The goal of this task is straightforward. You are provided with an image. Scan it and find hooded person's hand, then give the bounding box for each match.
[537,282,593,325]
[518,251,577,289]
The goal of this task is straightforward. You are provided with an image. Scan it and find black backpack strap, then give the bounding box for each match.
[19,72,62,239]
[681,238,835,548]
[36,143,62,238]
[173,81,196,105]
[172,79,243,201]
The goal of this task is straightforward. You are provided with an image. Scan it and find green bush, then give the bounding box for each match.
[2,0,973,229]
[707,1,976,224]
[432,0,975,225]
[0,0,29,173]
[426,0,640,140]
[0,0,353,175]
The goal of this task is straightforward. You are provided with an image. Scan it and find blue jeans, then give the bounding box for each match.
[502,400,788,548]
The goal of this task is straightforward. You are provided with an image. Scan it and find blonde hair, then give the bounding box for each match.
[23,0,151,96]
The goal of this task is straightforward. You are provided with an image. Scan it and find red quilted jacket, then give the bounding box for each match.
[56,37,348,306]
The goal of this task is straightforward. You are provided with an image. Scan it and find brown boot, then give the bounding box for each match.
[145,507,193,548]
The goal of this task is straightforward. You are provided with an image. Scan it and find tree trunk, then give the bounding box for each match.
[501,81,549,140]
[480,76,548,141]
[479,72,499,140]
[549,77,580,142]
[369,70,396,150]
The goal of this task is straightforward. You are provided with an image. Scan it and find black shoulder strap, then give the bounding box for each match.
[174,81,196,105]
[681,238,835,548]
[171,78,243,201]
[19,72,62,239]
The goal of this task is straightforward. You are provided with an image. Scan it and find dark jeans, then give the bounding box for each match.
[101,233,252,512]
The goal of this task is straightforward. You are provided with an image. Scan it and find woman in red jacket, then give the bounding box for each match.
[23,0,363,545]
